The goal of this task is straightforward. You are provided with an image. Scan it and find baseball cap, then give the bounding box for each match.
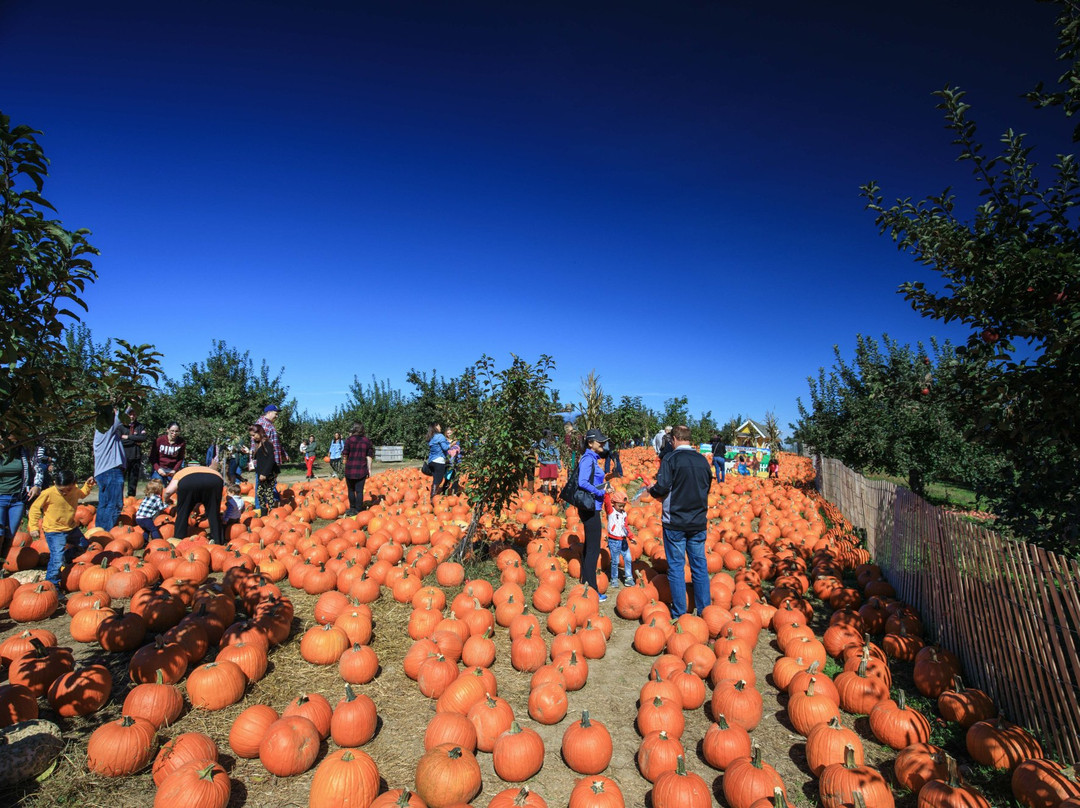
[264,405,280,413]
[584,428,608,444]
[610,490,628,504]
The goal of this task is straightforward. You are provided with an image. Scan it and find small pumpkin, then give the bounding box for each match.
[86,715,158,777]
[493,721,545,782]
[414,743,482,808]
[308,749,380,808]
[561,710,612,775]
[259,715,321,776]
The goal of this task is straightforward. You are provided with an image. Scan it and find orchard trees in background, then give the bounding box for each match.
[0,112,161,453]
[454,354,556,557]
[862,0,1080,553]
[794,335,993,497]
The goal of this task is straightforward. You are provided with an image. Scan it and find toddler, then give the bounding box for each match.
[135,479,167,539]
[606,490,635,587]
[224,483,245,529]
[27,469,94,590]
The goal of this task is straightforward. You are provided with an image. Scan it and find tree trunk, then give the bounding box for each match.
[908,468,925,497]
[454,505,485,562]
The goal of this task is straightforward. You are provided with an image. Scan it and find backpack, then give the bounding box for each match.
[559,459,597,512]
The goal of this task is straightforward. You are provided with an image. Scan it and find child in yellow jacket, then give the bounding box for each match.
[27,469,95,590]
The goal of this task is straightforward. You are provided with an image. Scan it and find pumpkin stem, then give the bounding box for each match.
[897,690,907,711]
[717,714,730,730]
[341,751,355,762]
[120,715,136,727]
[345,684,357,701]
[734,679,746,692]
[806,678,816,697]
[852,790,867,808]
[447,746,462,759]
[728,649,738,663]
[750,742,763,768]
[652,696,664,707]
[843,744,857,769]
[396,792,413,808]
[807,660,820,675]
[508,721,522,734]
[580,710,591,727]
[952,675,964,693]
[827,716,842,730]
[946,755,963,788]
[675,755,687,776]
[773,787,789,808]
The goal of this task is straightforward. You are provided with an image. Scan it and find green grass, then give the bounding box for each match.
[862,473,982,511]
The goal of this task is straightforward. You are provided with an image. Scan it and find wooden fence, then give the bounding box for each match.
[814,456,1080,764]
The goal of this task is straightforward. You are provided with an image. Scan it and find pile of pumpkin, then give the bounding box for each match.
[607,481,1080,808]
[2,449,1077,808]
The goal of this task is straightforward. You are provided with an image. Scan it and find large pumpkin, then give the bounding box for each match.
[561,711,612,775]
[86,715,158,777]
[309,749,380,808]
[414,743,482,808]
[259,716,321,776]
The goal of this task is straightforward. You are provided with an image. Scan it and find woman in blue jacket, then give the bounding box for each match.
[427,422,451,499]
[577,428,608,600]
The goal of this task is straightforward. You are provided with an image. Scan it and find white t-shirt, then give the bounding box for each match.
[607,509,628,538]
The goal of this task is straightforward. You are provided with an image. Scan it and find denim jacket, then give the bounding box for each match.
[576,449,605,510]
[428,433,451,464]
[537,439,561,466]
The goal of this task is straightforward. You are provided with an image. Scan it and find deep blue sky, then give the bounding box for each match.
[2,0,1070,433]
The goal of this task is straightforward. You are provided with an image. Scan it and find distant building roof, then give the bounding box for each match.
[735,419,769,440]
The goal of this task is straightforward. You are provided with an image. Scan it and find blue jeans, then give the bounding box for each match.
[0,493,25,550]
[662,527,711,618]
[95,466,124,532]
[713,459,725,483]
[44,528,86,589]
[135,516,162,539]
[608,538,633,583]
[604,452,623,477]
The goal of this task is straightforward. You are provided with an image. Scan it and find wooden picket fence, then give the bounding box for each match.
[814,456,1080,764]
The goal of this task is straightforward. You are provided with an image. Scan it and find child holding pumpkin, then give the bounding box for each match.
[26,469,94,590]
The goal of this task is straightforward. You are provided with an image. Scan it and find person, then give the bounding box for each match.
[253,406,285,504]
[536,429,561,497]
[118,407,148,497]
[303,435,317,480]
[342,422,374,514]
[709,433,726,484]
[27,469,94,591]
[223,483,245,531]
[652,426,669,456]
[576,428,608,601]
[249,424,278,516]
[647,425,712,618]
[563,422,580,470]
[606,490,635,588]
[92,405,126,532]
[149,422,186,484]
[443,428,463,496]
[737,453,750,476]
[165,464,225,545]
[604,440,623,478]
[134,479,167,540]
[658,427,675,461]
[427,422,451,499]
[767,455,780,479]
[226,434,248,485]
[0,439,42,559]
[328,432,345,479]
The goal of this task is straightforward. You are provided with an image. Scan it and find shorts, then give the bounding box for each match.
[538,464,559,480]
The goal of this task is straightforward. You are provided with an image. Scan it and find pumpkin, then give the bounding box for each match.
[489,786,549,808]
[86,715,158,777]
[966,717,1043,771]
[819,745,894,808]
[259,715,321,776]
[414,743,482,808]
[425,711,478,753]
[569,776,624,808]
[637,730,684,783]
[805,717,864,777]
[893,743,948,794]
[370,790,429,808]
[1011,758,1080,808]
[47,663,112,717]
[652,755,711,808]
[153,761,231,808]
[300,623,350,665]
[869,691,931,749]
[8,582,59,622]
[331,685,378,747]
[284,692,334,741]
[528,682,568,725]
[637,696,684,738]
[0,684,38,728]
[493,721,545,782]
[152,732,219,787]
[308,749,380,808]
[723,745,787,808]
[702,715,752,771]
[339,643,379,684]
[129,636,188,684]
[711,679,763,731]
[833,652,889,715]
[186,660,247,710]
[216,641,269,683]
[913,646,961,697]
[787,677,840,736]
[229,704,279,759]
[0,719,64,786]
[561,711,613,775]
[920,756,992,808]
[937,676,997,729]
[8,639,74,698]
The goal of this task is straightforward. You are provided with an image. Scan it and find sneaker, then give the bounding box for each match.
[598,594,608,603]
[609,580,620,589]
[624,579,634,587]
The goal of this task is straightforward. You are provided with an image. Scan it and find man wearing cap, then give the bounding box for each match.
[253,405,286,505]
[647,424,712,618]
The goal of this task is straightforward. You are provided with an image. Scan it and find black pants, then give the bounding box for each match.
[346,477,367,511]
[124,459,142,497]
[173,472,224,545]
[579,507,601,590]
[430,462,446,498]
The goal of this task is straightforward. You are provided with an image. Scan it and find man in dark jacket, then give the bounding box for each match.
[119,407,148,497]
[648,424,712,618]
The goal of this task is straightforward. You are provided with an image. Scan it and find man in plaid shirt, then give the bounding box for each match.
[342,422,375,515]
[253,405,287,505]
